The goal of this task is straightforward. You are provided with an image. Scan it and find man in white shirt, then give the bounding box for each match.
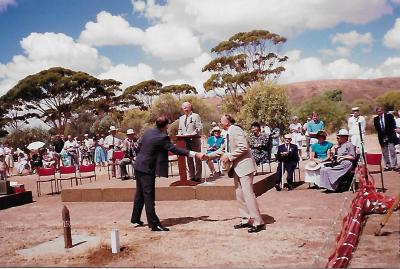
[63,135,79,166]
[104,126,122,161]
[120,129,138,180]
[348,107,366,154]
[83,133,94,163]
[178,102,203,182]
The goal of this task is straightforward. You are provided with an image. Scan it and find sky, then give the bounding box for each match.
[0,0,400,97]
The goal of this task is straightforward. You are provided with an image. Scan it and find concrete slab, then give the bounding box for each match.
[16,234,101,259]
[61,173,275,202]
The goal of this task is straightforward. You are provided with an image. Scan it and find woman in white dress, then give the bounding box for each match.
[289,116,304,159]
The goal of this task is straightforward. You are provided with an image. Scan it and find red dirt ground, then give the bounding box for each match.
[0,134,398,268]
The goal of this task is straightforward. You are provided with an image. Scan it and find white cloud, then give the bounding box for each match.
[320,31,373,58]
[383,18,400,49]
[136,0,392,40]
[391,0,400,4]
[0,0,16,12]
[319,46,351,58]
[79,11,143,46]
[0,32,111,96]
[280,50,398,83]
[79,11,202,61]
[131,0,146,13]
[97,63,154,88]
[142,23,202,61]
[332,31,373,48]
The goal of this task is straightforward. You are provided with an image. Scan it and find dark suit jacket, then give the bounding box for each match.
[373,113,398,145]
[276,143,299,163]
[134,128,189,177]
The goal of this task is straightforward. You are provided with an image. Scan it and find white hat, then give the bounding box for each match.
[109,126,118,132]
[284,134,292,139]
[337,129,349,136]
[126,129,135,135]
[84,133,89,137]
[351,107,360,111]
[212,126,221,132]
[211,121,217,127]
[305,161,321,171]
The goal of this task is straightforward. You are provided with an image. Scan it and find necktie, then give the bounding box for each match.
[287,144,290,152]
[184,115,188,127]
[380,116,385,130]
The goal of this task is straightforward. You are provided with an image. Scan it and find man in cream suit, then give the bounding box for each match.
[208,114,265,233]
[178,102,203,182]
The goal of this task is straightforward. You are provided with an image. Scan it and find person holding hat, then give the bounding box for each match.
[348,107,366,154]
[304,130,333,188]
[275,134,300,191]
[206,126,225,177]
[319,129,356,192]
[119,129,138,180]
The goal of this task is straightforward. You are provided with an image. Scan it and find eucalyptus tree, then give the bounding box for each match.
[202,30,288,112]
[2,67,112,133]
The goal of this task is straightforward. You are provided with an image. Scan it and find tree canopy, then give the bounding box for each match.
[202,29,288,111]
[0,67,115,133]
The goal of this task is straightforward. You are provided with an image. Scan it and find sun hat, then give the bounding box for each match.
[337,129,349,136]
[126,129,135,135]
[109,126,118,132]
[351,107,360,111]
[305,160,322,171]
[212,126,221,132]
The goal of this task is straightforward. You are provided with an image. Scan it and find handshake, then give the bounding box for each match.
[194,151,229,163]
[194,153,210,161]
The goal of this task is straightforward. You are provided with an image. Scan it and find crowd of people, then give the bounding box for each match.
[0,126,139,180]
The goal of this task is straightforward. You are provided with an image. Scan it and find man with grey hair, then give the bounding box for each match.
[178,101,203,182]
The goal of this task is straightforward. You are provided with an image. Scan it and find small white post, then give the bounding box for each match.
[110,229,120,254]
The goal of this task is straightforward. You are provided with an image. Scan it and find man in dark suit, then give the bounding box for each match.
[131,116,204,232]
[373,106,399,171]
[275,134,300,191]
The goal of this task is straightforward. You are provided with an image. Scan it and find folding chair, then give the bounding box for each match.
[107,150,125,180]
[58,165,77,189]
[365,153,385,192]
[168,151,178,176]
[36,167,57,196]
[78,163,96,184]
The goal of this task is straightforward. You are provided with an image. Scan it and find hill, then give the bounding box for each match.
[284,77,400,104]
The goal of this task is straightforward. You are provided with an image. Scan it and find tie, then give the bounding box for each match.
[184,115,188,127]
[380,116,385,130]
[287,144,290,152]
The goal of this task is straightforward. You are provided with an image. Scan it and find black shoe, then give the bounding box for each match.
[151,225,170,232]
[248,224,264,233]
[234,223,252,229]
[191,178,201,182]
[131,220,144,226]
[284,183,293,191]
[275,184,282,191]
[122,176,130,181]
[383,167,391,171]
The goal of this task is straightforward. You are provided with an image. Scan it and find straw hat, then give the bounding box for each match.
[305,160,322,171]
[211,126,221,133]
[126,129,135,135]
[109,126,118,132]
[337,129,349,136]
[351,107,360,111]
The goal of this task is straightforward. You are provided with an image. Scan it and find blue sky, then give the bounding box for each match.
[0,0,399,96]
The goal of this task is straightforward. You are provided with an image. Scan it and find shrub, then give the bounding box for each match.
[239,82,291,133]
